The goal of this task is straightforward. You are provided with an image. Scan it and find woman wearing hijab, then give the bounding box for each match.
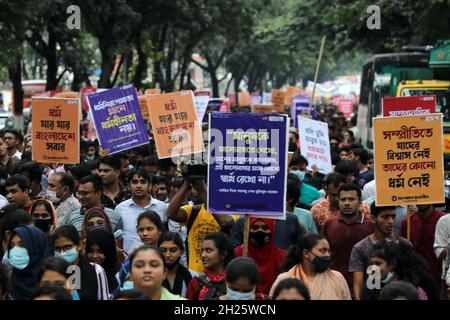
[81,207,113,237]
[30,199,57,237]
[51,225,110,300]
[234,218,286,295]
[85,228,118,294]
[7,225,49,300]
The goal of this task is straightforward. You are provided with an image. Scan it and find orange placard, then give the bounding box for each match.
[251,104,275,114]
[237,92,250,106]
[272,89,286,112]
[284,86,298,106]
[138,96,150,121]
[145,88,161,95]
[146,90,205,159]
[373,114,444,206]
[32,97,80,164]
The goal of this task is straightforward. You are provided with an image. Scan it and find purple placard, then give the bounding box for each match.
[207,113,288,216]
[202,98,222,123]
[87,84,149,154]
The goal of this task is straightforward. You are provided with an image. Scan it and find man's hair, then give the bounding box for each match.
[53,172,75,193]
[114,289,149,300]
[289,150,308,167]
[128,168,152,184]
[157,158,177,170]
[338,183,362,200]
[16,161,43,183]
[370,201,397,217]
[152,175,168,187]
[5,174,30,191]
[4,129,24,143]
[324,172,346,188]
[287,173,301,207]
[351,148,369,164]
[143,155,158,167]
[79,175,103,192]
[116,152,130,161]
[68,164,92,180]
[273,278,311,300]
[334,160,358,177]
[99,155,122,170]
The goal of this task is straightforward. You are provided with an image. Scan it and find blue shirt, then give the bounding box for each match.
[115,196,168,254]
[292,207,318,233]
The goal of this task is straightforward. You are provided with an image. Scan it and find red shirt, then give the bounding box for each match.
[323,212,373,288]
[400,209,445,288]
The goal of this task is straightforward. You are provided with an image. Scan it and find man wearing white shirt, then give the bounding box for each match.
[115,168,168,254]
[3,129,23,160]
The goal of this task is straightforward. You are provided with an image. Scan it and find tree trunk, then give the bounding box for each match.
[45,31,58,91]
[111,55,124,87]
[224,74,234,96]
[133,34,148,90]
[211,70,220,98]
[9,57,24,115]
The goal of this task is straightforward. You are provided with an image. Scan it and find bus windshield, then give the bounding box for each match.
[401,88,450,121]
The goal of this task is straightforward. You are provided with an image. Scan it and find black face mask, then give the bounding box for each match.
[249,231,271,246]
[313,255,332,273]
[165,257,181,271]
[34,219,53,233]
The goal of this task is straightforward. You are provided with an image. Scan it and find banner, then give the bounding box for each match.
[194,95,210,124]
[80,86,97,111]
[147,90,205,159]
[337,98,353,118]
[382,95,436,117]
[207,113,288,216]
[194,90,211,97]
[87,84,149,154]
[285,86,299,107]
[251,104,275,114]
[298,117,332,174]
[32,97,80,164]
[373,114,444,205]
[271,90,286,113]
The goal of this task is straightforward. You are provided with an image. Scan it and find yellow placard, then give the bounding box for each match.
[237,92,250,106]
[373,114,444,205]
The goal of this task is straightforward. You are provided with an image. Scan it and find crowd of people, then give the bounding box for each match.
[0,105,447,301]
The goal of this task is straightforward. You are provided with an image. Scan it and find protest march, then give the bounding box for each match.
[0,1,450,310]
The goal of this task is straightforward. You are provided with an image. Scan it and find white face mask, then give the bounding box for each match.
[46,188,62,204]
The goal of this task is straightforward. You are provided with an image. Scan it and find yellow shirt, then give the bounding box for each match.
[181,204,237,273]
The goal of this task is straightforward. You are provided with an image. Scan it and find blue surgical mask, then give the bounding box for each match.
[382,271,394,284]
[290,170,305,182]
[72,290,80,301]
[226,287,255,300]
[9,246,30,270]
[55,247,79,264]
[86,155,95,161]
[122,281,134,290]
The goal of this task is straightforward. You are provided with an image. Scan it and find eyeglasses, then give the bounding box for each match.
[76,190,96,197]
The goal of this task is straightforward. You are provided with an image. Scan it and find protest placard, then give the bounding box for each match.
[207,113,288,217]
[292,95,311,127]
[80,87,97,111]
[271,89,286,113]
[262,92,272,104]
[220,98,230,113]
[382,95,436,117]
[337,98,353,118]
[373,114,444,206]
[250,93,262,106]
[238,92,250,106]
[87,84,149,154]
[251,104,275,114]
[138,96,150,121]
[285,86,299,107]
[145,88,161,95]
[202,98,222,123]
[298,117,332,174]
[147,90,205,159]
[32,97,80,164]
[194,95,210,124]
